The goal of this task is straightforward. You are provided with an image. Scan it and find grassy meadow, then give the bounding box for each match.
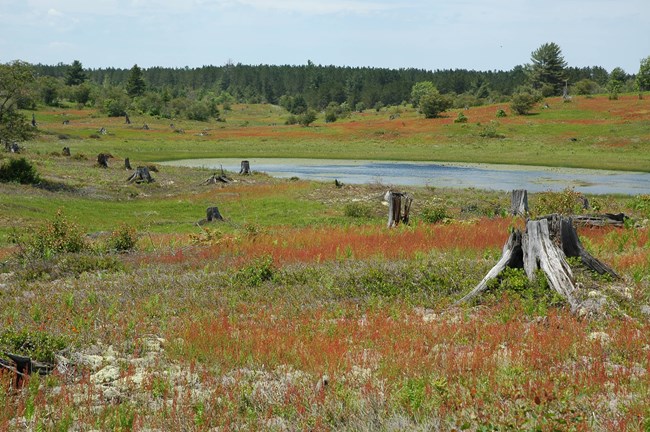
[1,95,649,430]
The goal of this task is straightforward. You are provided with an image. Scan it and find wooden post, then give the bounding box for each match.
[510,189,528,216]
[239,160,251,175]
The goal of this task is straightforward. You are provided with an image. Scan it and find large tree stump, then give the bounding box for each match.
[239,160,251,175]
[456,214,618,312]
[510,189,529,216]
[127,166,154,183]
[206,206,224,222]
[385,191,413,228]
[125,157,132,170]
[62,147,71,156]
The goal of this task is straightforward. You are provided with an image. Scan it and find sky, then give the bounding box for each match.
[1,0,648,73]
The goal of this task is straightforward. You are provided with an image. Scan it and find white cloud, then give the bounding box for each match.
[47,8,63,16]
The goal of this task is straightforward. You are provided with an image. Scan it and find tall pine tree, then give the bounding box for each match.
[528,42,567,96]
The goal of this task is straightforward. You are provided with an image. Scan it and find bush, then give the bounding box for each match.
[234,256,275,287]
[478,121,505,139]
[0,157,40,184]
[495,109,507,118]
[107,223,138,252]
[14,211,88,260]
[0,329,68,363]
[510,88,543,115]
[344,202,374,218]
[454,112,468,123]
[534,187,589,216]
[420,205,449,223]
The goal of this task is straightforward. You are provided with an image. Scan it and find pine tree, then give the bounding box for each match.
[65,60,86,86]
[126,64,146,97]
[528,42,567,96]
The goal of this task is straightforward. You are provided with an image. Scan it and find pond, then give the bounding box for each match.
[161,158,650,195]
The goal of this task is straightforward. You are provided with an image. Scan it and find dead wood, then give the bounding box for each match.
[510,189,529,216]
[127,166,154,183]
[457,214,618,312]
[62,147,71,156]
[97,153,111,168]
[385,191,413,228]
[206,206,224,222]
[239,160,251,175]
[125,157,132,170]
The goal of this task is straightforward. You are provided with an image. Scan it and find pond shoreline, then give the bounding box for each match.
[161,158,650,195]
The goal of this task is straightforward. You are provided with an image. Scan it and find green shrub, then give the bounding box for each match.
[478,121,505,138]
[344,202,373,218]
[107,223,138,252]
[0,329,68,363]
[534,187,588,216]
[420,205,449,223]
[495,109,507,118]
[234,256,275,287]
[0,157,40,184]
[14,211,87,260]
[630,194,650,218]
[454,112,468,123]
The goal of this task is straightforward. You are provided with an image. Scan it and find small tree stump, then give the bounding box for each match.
[206,206,224,222]
[239,160,251,175]
[97,153,110,168]
[125,157,132,170]
[510,189,529,216]
[385,190,413,228]
[62,147,71,156]
[125,114,131,124]
[127,166,154,183]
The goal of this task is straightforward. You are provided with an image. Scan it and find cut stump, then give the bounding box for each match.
[239,160,251,175]
[510,189,529,216]
[385,191,413,228]
[206,206,224,222]
[127,166,154,183]
[456,214,618,312]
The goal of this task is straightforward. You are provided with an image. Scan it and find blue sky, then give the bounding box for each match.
[1,0,648,73]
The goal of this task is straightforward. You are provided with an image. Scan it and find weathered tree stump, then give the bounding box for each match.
[62,147,71,156]
[127,166,154,183]
[125,157,132,170]
[6,142,20,153]
[1,352,55,389]
[204,173,231,185]
[385,190,413,228]
[239,160,251,175]
[510,189,529,216]
[97,153,110,168]
[456,214,618,312]
[206,206,224,222]
[142,123,149,130]
[334,179,343,188]
[62,119,70,125]
[125,114,131,124]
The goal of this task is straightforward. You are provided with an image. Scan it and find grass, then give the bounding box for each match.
[0,96,649,430]
[26,94,650,171]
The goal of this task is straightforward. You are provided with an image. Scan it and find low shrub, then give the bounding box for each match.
[0,157,40,184]
[0,329,68,363]
[420,205,449,223]
[344,202,374,218]
[107,223,138,252]
[454,112,468,123]
[13,211,87,260]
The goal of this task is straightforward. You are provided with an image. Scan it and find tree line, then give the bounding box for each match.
[2,43,649,147]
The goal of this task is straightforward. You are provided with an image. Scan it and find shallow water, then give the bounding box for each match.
[161,158,650,195]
